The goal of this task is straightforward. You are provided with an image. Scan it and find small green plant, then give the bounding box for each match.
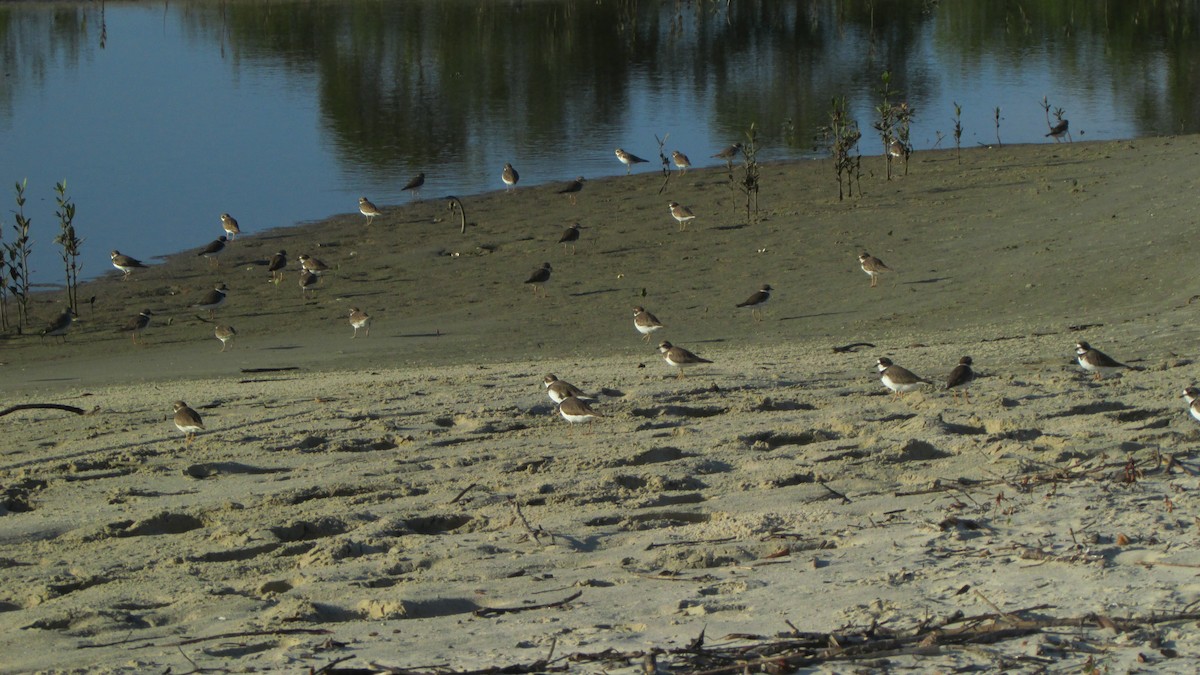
[1041,96,1070,142]
[0,215,7,332]
[4,180,33,332]
[739,123,760,223]
[54,180,83,314]
[952,102,963,162]
[994,106,1003,147]
[655,132,671,195]
[874,71,898,180]
[893,102,914,176]
[820,96,862,201]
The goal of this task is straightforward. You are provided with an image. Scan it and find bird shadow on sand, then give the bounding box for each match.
[780,311,852,321]
[569,288,620,298]
[902,276,952,285]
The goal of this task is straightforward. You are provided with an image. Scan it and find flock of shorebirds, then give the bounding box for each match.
[33,138,1155,440]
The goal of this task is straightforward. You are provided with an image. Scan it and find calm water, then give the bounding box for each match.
[1,0,1196,285]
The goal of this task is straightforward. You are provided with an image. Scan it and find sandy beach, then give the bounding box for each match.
[4,137,1200,673]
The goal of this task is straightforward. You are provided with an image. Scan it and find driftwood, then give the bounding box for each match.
[473,591,583,619]
[0,403,90,418]
[831,342,875,353]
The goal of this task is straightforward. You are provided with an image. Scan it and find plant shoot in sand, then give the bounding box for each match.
[1041,96,1071,142]
[738,123,761,224]
[952,102,963,162]
[4,180,33,332]
[994,106,1003,147]
[54,181,83,314]
[820,96,861,201]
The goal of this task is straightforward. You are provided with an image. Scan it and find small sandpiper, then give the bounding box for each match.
[349,307,371,338]
[671,150,691,174]
[659,340,712,378]
[633,306,665,341]
[858,251,893,288]
[1075,341,1127,380]
[876,357,931,398]
[359,197,382,224]
[615,148,648,174]
[214,324,236,351]
[110,250,148,280]
[946,356,975,402]
[198,236,227,268]
[220,213,241,240]
[173,400,205,444]
[502,163,520,191]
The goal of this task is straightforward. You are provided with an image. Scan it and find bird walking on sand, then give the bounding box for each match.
[557,176,585,204]
[198,236,227,268]
[1075,341,1127,380]
[737,284,772,321]
[668,201,696,230]
[502,163,520,192]
[544,374,590,405]
[173,400,205,444]
[659,340,712,378]
[194,283,229,319]
[615,148,648,174]
[1182,387,1200,423]
[41,308,76,342]
[298,253,330,276]
[359,197,382,224]
[299,270,319,295]
[713,143,743,166]
[268,250,287,284]
[633,306,665,341]
[220,213,241,240]
[1046,119,1070,143]
[121,309,153,345]
[349,307,371,338]
[111,250,148,280]
[671,150,691,174]
[858,251,893,288]
[877,357,931,398]
[946,356,975,403]
[559,394,603,425]
[558,223,582,254]
[402,173,425,198]
[888,140,909,161]
[215,324,236,351]
[525,262,552,296]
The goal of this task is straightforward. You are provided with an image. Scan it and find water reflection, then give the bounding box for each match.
[0,0,1196,284]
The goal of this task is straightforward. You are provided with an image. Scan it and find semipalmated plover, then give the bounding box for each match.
[559,223,581,254]
[359,197,382,224]
[298,253,330,275]
[557,177,585,204]
[559,394,602,424]
[173,400,205,444]
[220,213,241,240]
[41,308,75,342]
[1075,341,1127,380]
[633,306,664,341]
[668,201,696,230]
[402,172,425,197]
[877,357,931,398]
[349,307,371,338]
[946,356,974,402]
[525,262,552,296]
[502,163,520,191]
[671,150,691,173]
[299,270,319,294]
[198,236,227,267]
[659,340,712,378]
[1182,387,1200,423]
[712,143,743,165]
[615,148,648,174]
[110,250,148,280]
[736,284,772,321]
[121,309,153,344]
[858,251,892,288]
[214,324,236,351]
[195,283,229,318]
[268,250,287,284]
[544,374,589,405]
[888,140,908,160]
[1046,119,1070,142]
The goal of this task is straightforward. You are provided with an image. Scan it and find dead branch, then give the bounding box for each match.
[473,590,582,618]
[646,536,737,550]
[0,403,90,418]
[449,482,477,504]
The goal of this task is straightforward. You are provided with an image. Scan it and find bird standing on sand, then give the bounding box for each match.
[214,324,236,351]
[668,201,696,230]
[194,283,229,319]
[198,236,227,268]
[173,401,205,444]
[858,251,893,288]
[525,262,552,296]
[659,341,712,378]
[888,140,909,160]
[268,250,287,284]
[298,253,330,276]
[1075,341,1127,380]
[502,163,520,191]
[946,356,975,402]
[876,357,931,398]
[557,177,585,205]
[41,308,76,342]
[633,306,665,341]
[558,223,582,254]
[671,150,691,174]
[402,173,425,198]
[615,148,648,174]
[220,213,241,240]
[544,374,590,405]
[736,284,772,321]
[111,250,148,280]
[1046,119,1070,142]
[121,309,153,345]
[713,143,743,166]
[359,197,382,224]
[349,307,371,338]
[559,394,602,425]
[1182,387,1200,423]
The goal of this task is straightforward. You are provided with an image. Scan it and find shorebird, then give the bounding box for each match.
[194,283,229,319]
[402,173,425,198]
[558,223,582,254]
[1046,119,1070,143]
[557,177,585,205]
[110,250,148,280]
[659,340,712,378]
[173,400,205,444]
[267,250,287,284]
[558,394,602,425]
[544,374,590,405]
[946,356,975,402]
[359,197,382,224]
[858,251,893,288]
[220,213,241,240]
[298,253,330,276]
[525,262,552,296]
[198,236,227,268]
[671,150,691,174]
[876,357,931,398]
[633,306,665,341]
[668,201,696,230]
[1075,341,1127,380]
[615,148,648,174]
[1182,387,1200,423]
[120,309,153,345]
[299,270,319,295]
[888,140,909,160]
[736,284,772,321]
[502,163,519,192]
[349,307,371,338]
[214,324,236,351]
[713,143,743,166]
[41,308,76,343]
